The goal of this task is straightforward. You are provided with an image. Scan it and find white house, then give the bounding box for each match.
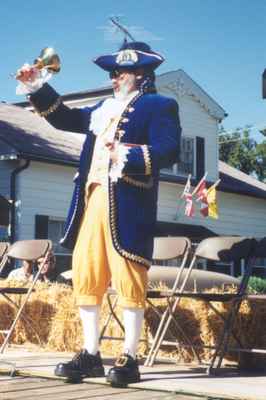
[0,70,265,275]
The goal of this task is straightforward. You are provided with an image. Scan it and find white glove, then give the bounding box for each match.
[16,64,52,95]
[109,143,130,182]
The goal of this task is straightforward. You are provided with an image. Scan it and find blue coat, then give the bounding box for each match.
[30,84,182,267]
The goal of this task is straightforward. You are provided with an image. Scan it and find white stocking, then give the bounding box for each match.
[123,307,144,359]
[79,305,100,355]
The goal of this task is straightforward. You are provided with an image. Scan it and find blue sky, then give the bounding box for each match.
[1,0,266,141]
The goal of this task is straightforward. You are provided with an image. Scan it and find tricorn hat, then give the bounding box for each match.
[94,41,164,72]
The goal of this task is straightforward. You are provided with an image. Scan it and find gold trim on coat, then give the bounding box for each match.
[35,96,62,117]
[122,175,153,189]
[142,145,152,175]
[109,180,151,268]
[108,91,151,267]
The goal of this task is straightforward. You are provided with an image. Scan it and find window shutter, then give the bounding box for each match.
[35,215,49,239]
[0,195,10,227]
[196,136,205,180]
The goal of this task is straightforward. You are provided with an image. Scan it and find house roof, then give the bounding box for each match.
[14,70,227,121]
[218,160,266,199]
[155,221,218,241]
[0,103,83,166]
[157,70,227,121]
[0,102,265,200]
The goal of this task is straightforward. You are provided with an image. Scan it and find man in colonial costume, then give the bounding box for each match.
[16,40,182,386]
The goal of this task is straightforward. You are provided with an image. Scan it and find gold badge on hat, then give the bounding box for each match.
[116,49,138,65]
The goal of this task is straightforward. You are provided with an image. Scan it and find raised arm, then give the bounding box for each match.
[29,83,91,133]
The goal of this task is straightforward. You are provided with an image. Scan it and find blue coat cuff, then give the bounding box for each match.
[123,145,152,176]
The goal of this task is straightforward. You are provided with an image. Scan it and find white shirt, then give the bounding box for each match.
[7,267,33,282]
[86,90,138,191]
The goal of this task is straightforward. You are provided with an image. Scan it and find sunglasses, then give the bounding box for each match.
[109,69,133,79]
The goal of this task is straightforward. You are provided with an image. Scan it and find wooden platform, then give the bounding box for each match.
[0,348,266,400]
[0,376,198,400]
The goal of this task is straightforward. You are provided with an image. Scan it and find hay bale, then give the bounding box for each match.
[47,285,82,352]
[0,280,68,346]
[144,286,266,367]
[1,280,266,369]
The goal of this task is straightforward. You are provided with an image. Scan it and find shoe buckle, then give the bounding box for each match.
[115,355,128,367]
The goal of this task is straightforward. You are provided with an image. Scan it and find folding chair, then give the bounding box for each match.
[0,242,9,272]
[0,239,52,357]
[145,236,256,373]
[99,237,192,347]
[0,242,9,260]
[222,237,266,369]
[0,242,10,276]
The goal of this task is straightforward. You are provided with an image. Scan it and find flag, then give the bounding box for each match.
[184,193,195,217]
[206,186,219,219]
[194,177,208,217]
[182,175,195,217]
[195,179,207,201]
[181,174,191,198]
[200,198,209,217]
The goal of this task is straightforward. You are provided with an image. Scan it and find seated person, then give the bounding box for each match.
[7,260,34,282]
[7,250,56,283]
[37,251,56,282]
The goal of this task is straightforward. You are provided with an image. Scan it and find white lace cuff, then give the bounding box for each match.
[109,144,130,183]
[16,65,53,95]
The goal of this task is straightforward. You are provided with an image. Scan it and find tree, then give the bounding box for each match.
[255,141,266,182]
[219,127,266,183]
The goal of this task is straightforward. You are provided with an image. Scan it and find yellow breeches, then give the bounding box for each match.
[72,184,148,308]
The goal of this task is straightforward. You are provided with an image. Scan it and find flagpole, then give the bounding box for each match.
[173,197,184,220]
[207,178,221,192]
[191,172,208,196]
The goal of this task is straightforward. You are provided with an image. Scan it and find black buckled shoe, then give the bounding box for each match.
[107,353,140,387]
[54,349,105,382]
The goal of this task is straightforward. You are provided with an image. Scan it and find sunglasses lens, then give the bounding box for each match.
[109,69,132,79]
[109,70,118,79]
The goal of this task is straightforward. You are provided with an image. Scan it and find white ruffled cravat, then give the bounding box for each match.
[89,92,138,183]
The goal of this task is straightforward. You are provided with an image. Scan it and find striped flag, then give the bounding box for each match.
[194,177,209,217]
[195,178,207,201]
[181,174,192,198]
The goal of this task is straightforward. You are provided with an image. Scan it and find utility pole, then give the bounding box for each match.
[262,69,266,99]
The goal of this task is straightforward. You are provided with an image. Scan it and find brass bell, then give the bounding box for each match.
[34,47,60,73]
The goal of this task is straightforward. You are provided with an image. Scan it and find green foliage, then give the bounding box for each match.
[219,127,266,182]
[255,141,266,182]
[248,276,266,294]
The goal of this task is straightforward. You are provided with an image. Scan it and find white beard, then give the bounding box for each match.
[114,75,137,100]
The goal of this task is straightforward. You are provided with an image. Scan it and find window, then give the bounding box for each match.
[48,219,69,255]
[152,258,181,267]
[161,137,195,176]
